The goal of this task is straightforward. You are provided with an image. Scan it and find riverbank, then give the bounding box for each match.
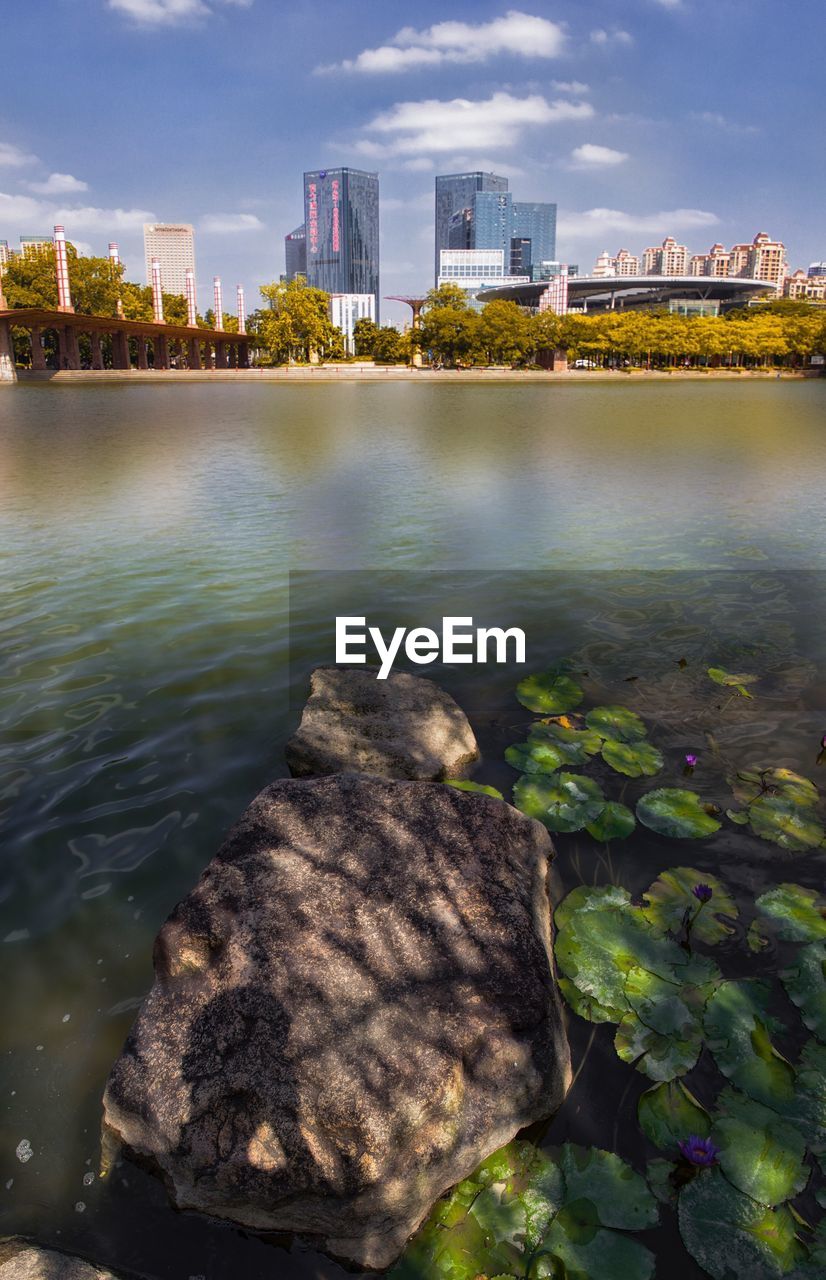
[9,365,824,384]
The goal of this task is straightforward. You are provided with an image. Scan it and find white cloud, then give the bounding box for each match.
[558,207,719,240]
[320,11,566,74]
[355,92,593,157]
[53,205,155,231]
[400,157,435,172]
[591,28,633,45]
[26,173,89,195]
[552,80,589,94]
[107,0,251,26]
[0,142,37,168]
[570,144,629,168]
[200,213,264,232]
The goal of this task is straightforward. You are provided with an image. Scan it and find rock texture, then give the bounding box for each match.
[0,1240,122,1280]
[103,774,570,1270]
[285,666,480,780]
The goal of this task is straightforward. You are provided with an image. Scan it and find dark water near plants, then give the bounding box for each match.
[1,381,825,1278]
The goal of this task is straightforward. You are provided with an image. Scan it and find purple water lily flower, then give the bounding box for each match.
[685,753,698,767]
[679,1136,719,1167]
[692,883,713,903]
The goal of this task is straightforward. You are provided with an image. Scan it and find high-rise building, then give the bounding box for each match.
[0,240,10,270]
[303,168,379,318]
[747,232,786,289]
[593,248,640,277]
[329,293,376,355]
[438,248,529,309]
[641,237,688,275]
[511,202,556,275]
[142,223,195,297]
[284,224,307,281]
[469,191,514,258]
[20,236,52,259]
[808,262,826,278]
[435,171,508,283]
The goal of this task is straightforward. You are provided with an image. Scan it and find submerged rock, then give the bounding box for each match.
[285,665,480,780]
[103,774,570,1270]
[0,1240,123,1279]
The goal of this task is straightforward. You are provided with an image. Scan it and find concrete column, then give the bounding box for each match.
[61,325,81,371]
[113,331,131,370]
[228,344,237,369]
[90,331,103,370]
[214,340,228,370]
[0,319,16,382]
[136,337,149,370]
[187,338,202,370]
[552,348,568,373]
[237,340,249,369]
[154,335,169,370]
[30,327,47,371]
[202,342,212,369]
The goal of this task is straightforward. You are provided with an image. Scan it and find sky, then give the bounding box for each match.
[1,0,824,325]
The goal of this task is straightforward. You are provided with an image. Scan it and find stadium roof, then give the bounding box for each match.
[477,275,776,309]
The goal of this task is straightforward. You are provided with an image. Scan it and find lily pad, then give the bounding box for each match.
[793,1038,826,1156]
[585,705,647,742]
[513,772,605,833]
[731,768,820,808]
[707,667,759,698]
[505,740,571,775]
[615,962,718,1081]
[712,1089,809,1206]
[529,720,603,758]
[641,867,738,945]
[540,1217,656,1280]
[755,884,826,942]
[445,779,504,800]
[781,943,826,1043]
[516,671,583,715]
[557,1144,659,1231]
[636,789,722,839]
[554,883,632,934]
[678,1167,807,1278]
[558,976,624,1024]
[601,738,664,778]
[586,801,637,842]
[638,1080,711,1156]
[704,980,796,1110]
[747,796,826,853]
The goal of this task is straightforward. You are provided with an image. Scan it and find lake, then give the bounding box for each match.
[1,380,825,1278]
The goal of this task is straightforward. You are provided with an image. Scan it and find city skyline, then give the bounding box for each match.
[0,2,824,325]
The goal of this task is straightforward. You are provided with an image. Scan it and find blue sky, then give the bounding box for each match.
[1,0,823,324]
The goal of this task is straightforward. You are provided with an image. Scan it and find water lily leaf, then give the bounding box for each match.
[469,1184,528,1249]
[732,768,820,808]
[704,980,796,1110]
[713,1089,809,1206]
[645,1158,679,1206]
[516,671,583,715]
[793,1038,826,1156]
[505,740,570,775]
[601,738,664,778]
[678,1167,808,1278]
[615,1005,703,1081]
[707,667,759,698]
[755,884,826,942]
[586,801,637,842]
[513,772,605,833]
[445,779,504,800]
[585,705,647,742]
[636,789,722,839]
[641,867,738,945]
[540,1218,656,1280]
[558,976,624,1025]
[557,1144,659,1231]
[529,721,603,759]
[781,943,826,1041]
[747,796,826,853]
[554,883,632,933]
[638,1080,711,1156]
[727,807,750,825]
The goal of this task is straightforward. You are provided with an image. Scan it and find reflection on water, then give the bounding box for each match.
[1,382,825,1278]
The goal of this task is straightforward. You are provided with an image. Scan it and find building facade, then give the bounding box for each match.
[143,224,195,297]
[747,232,786,289]
[808,262,826,278]
[438,249,529,308]
[303,168,379,319]
[434,171,508,283]
[329,293,376,354]
[511,202,557,276]
[284,224,307,281]
[20,236,53,259]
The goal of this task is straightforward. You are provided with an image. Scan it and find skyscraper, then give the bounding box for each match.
[284,224,307,281]
[303,168,380,317]
[511,202,557,277]
[434,172,508,283]
[143,224,195,297]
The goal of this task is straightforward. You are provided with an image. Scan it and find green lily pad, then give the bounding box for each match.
[540,1217,656,1280]
[708,667,759,698]
[727,807,750,825]
[516,671,584,715]
[781,943,826,1041]
[704,980,796,1110]
[731,768,820,808]
[793,1038,826,1156]
[557,1145,659,1231]
[713,1089,809,1206]
[554,883,632,933]
[615,961,718,1081]
[505,740,570,775]
[445,779,504,800]
[755,884,826,942]
[636,789,722,839]
[558,976,624,1024]
[529,720,603,757]
[513,772,605,833]
[601,738,664,778]
[585,705,647,742]
[586,801,637,842]
[678,1167,808,1278]
[641,867,738,944]
[645,1158,679,1206]
[638,1080,711,1156]
[747,796,826,853]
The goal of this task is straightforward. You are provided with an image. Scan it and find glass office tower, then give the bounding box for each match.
[284,224,307,281]
[303,168,380,317]
[511,202,557,277]
[434,171,508,283]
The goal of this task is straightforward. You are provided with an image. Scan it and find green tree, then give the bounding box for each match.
[477,300,531,365]
[419,305,480,366]
[371,326,410,364]
[2,243,125,316]
[424,282,471,311]
[353,317,381,356]
[257,277,339,363]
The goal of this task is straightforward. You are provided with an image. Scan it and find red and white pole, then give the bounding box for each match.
[236,285,246,335]
[213,277,223,330]
[54,225,74,313]
[185,268,197,327]
[151,257,164,324]
[108,242,120,267]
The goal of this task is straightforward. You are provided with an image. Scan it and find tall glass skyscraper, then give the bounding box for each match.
[434,172,508,283]
[303,168,380,316]
[512,203,557,276]
[284,224,307,281]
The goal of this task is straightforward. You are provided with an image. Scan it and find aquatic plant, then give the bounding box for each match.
[636,788,723,839]
[444,779,505,800]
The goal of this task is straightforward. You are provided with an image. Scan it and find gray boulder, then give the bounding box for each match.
[103,774,571,1270]
[285,665,480,780]
[0,1240,122,1280]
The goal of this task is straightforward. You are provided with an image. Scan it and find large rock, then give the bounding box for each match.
[103,775,570,1270]
[285,666,480,780]
[0,1240,123,1280]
